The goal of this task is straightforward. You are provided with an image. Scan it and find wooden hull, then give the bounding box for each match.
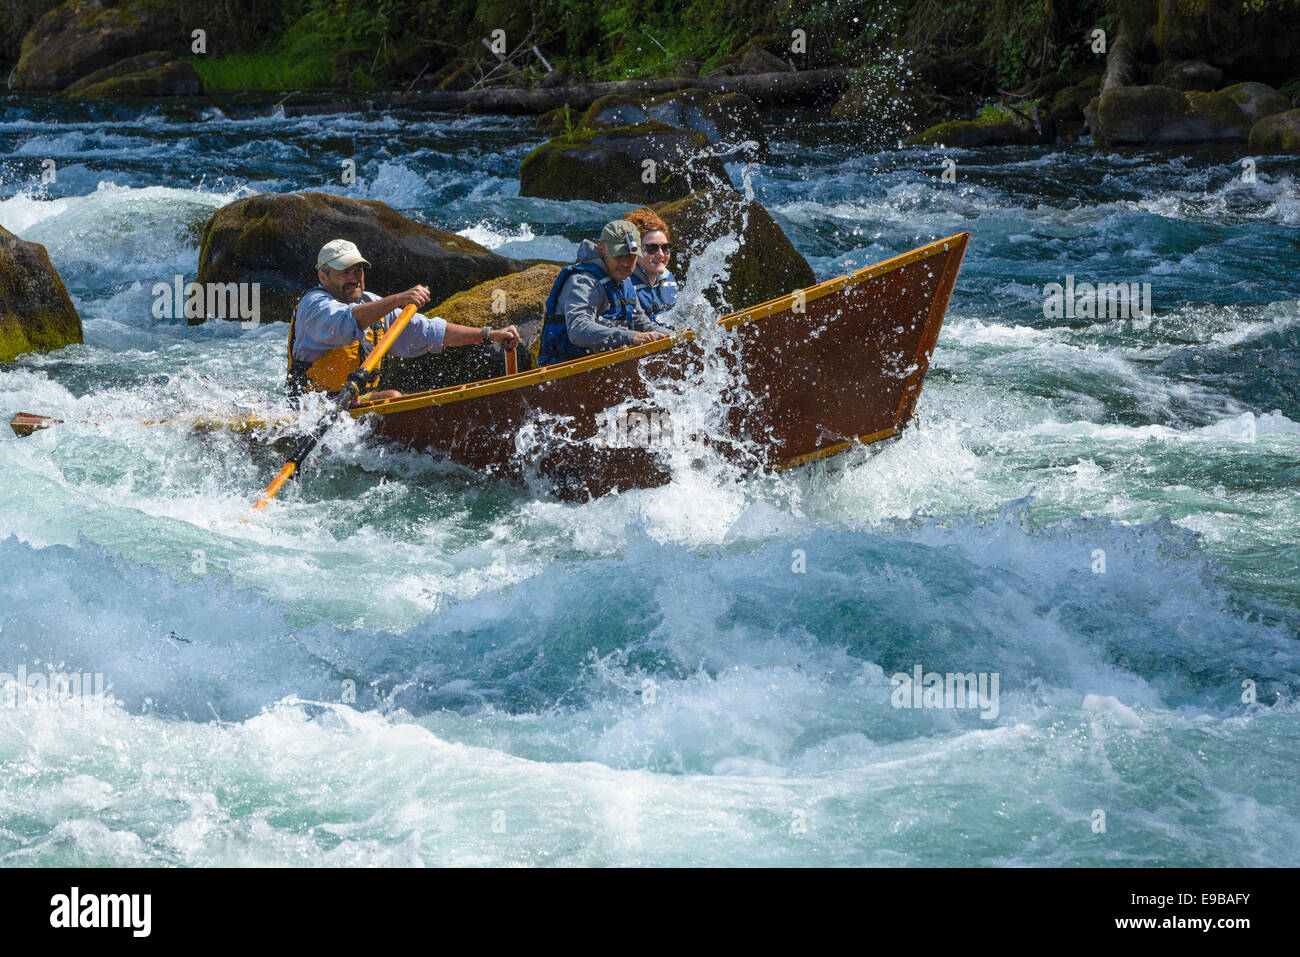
[351,232,969,497]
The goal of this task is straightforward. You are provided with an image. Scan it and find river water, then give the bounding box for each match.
[1,96,1298,866]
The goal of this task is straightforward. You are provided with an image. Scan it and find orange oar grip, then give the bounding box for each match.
[252,461,297,510]
[505,346,518,376]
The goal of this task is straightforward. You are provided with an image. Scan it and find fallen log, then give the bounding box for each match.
[282,69,853,118]
[1101,22,1135,95]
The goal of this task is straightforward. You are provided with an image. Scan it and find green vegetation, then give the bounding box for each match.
[6,0,1293,98]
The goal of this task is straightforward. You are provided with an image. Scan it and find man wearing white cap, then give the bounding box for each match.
[287,239,520,401]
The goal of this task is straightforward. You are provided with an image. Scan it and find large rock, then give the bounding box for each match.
[63,49,170,93]
[519,122,732,204]
[580,89,767,157]
[195,192,525,325]
[15,0,181,91]
[1152,60,1223,92]
[647,190,815,314]
[1219,82,1292,125]
[1249,109,1300,153]
[706,40,794,77]
[1048,78,1101,123]
[0,225,83,362]
[1093,84,1242,146]
[66,58,200,98]
[831,73,939,141]
[1184,90,1254,140]
[381,264,561,393]
[906,115,1043,148]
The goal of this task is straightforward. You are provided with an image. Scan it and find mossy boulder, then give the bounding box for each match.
[195,192,526,325]
[1049,82,1101,123]
[63,50,169,94]
[0,225,83,362]
[536,106,575,135]
[1094,84,1246,146]
[519,122,732,204]
[15,0,181,91]
[66,59,200,98]
[1184,90,1253,139]
[831,73,938,141]
[381,264,561,393]
[906,115,1043,148]
[1249,109,1300,154]
[580,89,767,157]
[647,190,815,313]
[706,39,793,77]
[1151,60,1223,92]
[1220,82,1292,125]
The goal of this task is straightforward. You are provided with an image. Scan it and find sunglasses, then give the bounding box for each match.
[642,243,672,255]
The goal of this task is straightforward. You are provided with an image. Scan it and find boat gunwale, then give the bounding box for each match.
[352,231,971,419]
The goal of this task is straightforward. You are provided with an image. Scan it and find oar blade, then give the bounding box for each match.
[10,412,63,437]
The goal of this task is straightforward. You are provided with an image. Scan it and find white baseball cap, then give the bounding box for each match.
[316,239,371,271]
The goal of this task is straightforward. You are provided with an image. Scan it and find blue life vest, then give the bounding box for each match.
[538,262,640,366]
[631,269,679,326]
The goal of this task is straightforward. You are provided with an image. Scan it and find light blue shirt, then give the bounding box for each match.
[290,287,447,361]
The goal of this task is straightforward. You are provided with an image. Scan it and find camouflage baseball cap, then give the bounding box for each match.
[599,220,642,256]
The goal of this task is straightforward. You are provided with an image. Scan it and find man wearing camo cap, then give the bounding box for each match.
[537,220,668,366]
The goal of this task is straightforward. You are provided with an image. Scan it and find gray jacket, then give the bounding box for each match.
[555,240,659,349]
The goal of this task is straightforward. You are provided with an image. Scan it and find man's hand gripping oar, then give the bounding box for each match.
[251,303,418,512]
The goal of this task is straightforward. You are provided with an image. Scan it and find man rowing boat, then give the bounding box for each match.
[537,220,668,367]
[286,239,520,402]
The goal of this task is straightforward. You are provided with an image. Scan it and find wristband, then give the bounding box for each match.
[481,326,491,344]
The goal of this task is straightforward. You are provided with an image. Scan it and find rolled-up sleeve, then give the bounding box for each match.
[293,291,447,360]
[387,313,447,357]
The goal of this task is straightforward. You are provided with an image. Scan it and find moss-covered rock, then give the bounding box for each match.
[0,224,83,362]
[536,106,575,135]
[580,89,767,157]
[1048,82,1101,123]
[63,50,170,93]
[1184,90,1253,139]
[194,192,525,325]
[381,264,561,393]
[706,40,793,77]
[66,59,200,98]
[519,122,732,204]
[1094,84,1246,146]
[830,73,938,141]
[15,0,181,91]
[1249,109,1300,154]
[1151,60,1223,92]
[906,115,1042,148]
[1220,82,1292,125]
[647,190,814,313]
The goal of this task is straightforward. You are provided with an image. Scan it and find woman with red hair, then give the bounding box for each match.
[624,207,679,328]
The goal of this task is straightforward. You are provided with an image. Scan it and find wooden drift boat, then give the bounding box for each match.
[352,232,970,498]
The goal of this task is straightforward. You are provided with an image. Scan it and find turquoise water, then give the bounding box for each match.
[1,96,1298,866]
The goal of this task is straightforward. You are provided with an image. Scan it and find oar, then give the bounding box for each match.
[11,412,63,437]
[251,303,418,511]
[505,342,518,376]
